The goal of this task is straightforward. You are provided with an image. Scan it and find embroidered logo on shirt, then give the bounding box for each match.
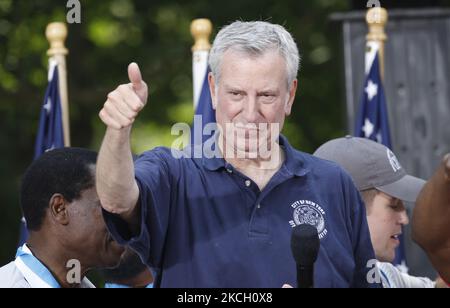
[289,200,327,239]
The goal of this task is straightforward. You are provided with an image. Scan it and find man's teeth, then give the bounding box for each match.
[391,235,399,240]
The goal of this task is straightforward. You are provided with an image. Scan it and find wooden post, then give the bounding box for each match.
[366,7,388,79]
[46,22,70,146]
[190,19,212,109]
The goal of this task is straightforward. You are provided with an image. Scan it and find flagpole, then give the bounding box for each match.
[46,22,70,146]
[366,7,388,80]
[190,18,212,110]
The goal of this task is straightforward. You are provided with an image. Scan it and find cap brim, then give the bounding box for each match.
[376,175,426,203]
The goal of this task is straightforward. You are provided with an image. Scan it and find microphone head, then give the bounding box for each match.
[291,224,320,266]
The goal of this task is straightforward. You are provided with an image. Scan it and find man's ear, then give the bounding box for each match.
[49,194,69,226]
[284,79,298,116]
[208,72,217,110]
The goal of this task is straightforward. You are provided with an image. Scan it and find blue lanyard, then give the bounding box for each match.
[15,244,61,288]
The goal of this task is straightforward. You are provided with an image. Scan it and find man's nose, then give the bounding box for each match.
[399,210,410,226]
[242,96,259,123]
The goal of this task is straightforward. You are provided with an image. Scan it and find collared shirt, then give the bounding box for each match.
[104,135,377,287]
[377,262,435,288]
[0,244,94,288]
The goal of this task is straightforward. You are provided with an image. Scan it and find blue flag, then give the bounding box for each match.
[192,67,216,145]
[18,65,65,246]
[355,53,408,271]
[354,54,391,147]
[34,67,65,159]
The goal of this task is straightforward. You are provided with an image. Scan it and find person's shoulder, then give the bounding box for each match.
[292,149,358,193]
[137,145,210,168]
[0,261,30,288]
[137,146,177,160]
[377,261,436,288]
[134,146,181,168]
[135,146,201,179]
[138,145,199,161]
[0,261,17,278]
[294,149,348,178]
[376,261,398,273]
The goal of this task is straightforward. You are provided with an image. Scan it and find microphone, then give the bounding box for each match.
[290,224,320,288]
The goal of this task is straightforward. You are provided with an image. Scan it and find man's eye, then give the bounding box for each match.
[260,94,276,103]
[390,205,402,211]
[229,92,243,99]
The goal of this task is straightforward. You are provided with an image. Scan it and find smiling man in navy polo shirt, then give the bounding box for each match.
[96,21,377,288]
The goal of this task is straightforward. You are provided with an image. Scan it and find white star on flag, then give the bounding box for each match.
[376,132,382,143]
[43,98,52,115]
[365,80,378,101]
[362,118,374,137]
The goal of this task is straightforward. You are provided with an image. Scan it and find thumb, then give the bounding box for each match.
[128,62,148,104]
[128,62,142,86]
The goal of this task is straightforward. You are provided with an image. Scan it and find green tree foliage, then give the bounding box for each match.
[0,0,351,264]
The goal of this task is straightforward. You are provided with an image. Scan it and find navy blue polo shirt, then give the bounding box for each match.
[103,135,377,288]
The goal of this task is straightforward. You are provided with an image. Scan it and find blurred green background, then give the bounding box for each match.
[1,0,449,282]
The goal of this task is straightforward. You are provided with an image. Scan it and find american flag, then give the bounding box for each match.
[192,67,215,145]
[354,49,408,273]
[18,63,65,246]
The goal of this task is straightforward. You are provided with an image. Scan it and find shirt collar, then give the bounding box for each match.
[278,134,310,177]
[201,152,226,171]
[201,134,309,177]
[14,244,94,288]
[15,244,60,288]
[198,131,226,171]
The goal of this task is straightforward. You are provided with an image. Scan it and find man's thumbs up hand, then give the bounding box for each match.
[99,62,148,130]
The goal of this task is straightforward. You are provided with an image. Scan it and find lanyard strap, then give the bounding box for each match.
[14,244,60,288]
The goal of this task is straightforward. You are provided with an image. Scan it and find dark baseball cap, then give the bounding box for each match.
[313,136,426,203]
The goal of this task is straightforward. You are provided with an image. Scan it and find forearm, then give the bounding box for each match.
[97,126,139,217]
[97,62,148,224]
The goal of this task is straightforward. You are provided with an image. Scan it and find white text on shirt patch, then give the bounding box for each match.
[289,200,327,239]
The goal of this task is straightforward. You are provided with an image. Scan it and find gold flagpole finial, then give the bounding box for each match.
[46,22,68,56]
[366,7,388,79]
[191,19,212,52]
[366,7,388,43]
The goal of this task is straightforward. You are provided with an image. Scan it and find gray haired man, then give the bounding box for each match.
[96,21,377,287]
